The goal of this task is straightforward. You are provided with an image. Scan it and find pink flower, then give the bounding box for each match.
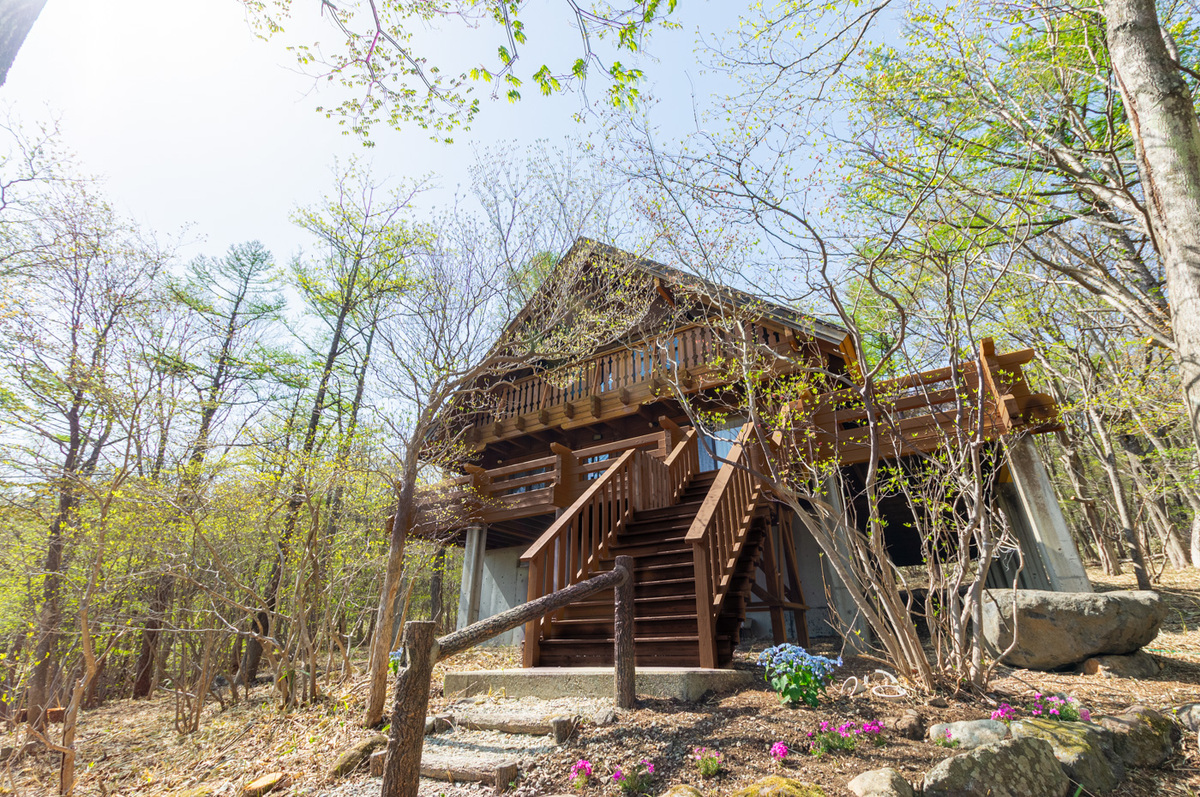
[641,760,654,775]
[770,741,789,761]
[612,768,623,782]
[1080,709,1091,722]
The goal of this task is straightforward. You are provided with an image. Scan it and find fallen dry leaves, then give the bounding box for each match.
[0,568,1197,796]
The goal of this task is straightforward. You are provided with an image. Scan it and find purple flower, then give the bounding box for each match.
[1080,709,1091,722]
[612,768,623,782]
[641,760,654,775]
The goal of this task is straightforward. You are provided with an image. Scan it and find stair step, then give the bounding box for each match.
[622,517,693,535]
[549,616,699,635]
[635,500,704,520]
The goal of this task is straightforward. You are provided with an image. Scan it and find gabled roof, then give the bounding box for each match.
[502,237,849,352]
[570,238,849,346]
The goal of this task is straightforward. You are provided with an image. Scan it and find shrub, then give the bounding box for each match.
[612,759,654,795]
[690,747,723,777]
[770,741,789,764]
[1028,693,1088,722]
[805,720,886,756]
[569,759,592,790]
[934,728,959,749]
[758,644,842,707]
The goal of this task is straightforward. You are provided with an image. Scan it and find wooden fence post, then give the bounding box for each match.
[613,555,635,709]
[382,621,438,797]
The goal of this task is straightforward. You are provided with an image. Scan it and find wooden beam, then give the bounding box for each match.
[654,277,676,308]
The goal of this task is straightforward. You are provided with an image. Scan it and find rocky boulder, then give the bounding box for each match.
[730,776,825,797]
[660,786,706,797]
[883,709,925,740]
[1009,718,1124,793]
[982,590,1166,670]
[1174,703,1200,733]
[1080,651,1163,678]
[1097,706,1180,767]
[922,737,1070,797]
[847,767,914,797]
[240,773,289,797]
[927,719,1009,749]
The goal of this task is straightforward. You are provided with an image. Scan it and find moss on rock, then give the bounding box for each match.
[730,775,825,797]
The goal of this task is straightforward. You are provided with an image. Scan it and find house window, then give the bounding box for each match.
[698,417,743,472]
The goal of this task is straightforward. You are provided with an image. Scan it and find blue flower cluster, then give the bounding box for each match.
[388,649,404,674]
[758,644,842,678]
[757,644,842,707]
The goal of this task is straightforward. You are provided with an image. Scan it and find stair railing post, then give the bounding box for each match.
[613,555,636,708]
[381,621,439,797]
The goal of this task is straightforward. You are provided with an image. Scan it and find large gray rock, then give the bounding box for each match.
[660,786,706,797]
[884,709,925,740]
[1010,718,1124,793]
[927,719,1009,749]
[982,590,1167,670]
[1080,651,1163,678]
[1097,706,1181,767]
[1174,703,1200,732]
[847,768,914,797]
[922,737,1070,797]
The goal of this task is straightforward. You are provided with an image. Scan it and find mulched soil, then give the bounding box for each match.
[3,566,1200,796]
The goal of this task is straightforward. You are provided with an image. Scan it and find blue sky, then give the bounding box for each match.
[2,0,746,264]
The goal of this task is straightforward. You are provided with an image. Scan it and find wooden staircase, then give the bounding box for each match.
[535,470,767,667]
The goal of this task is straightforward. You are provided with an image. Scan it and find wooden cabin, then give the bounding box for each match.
[428,239,1089,669]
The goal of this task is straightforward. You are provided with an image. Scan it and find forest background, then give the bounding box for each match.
[1,0,1199,770]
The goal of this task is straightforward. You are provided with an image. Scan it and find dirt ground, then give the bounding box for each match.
[3,566,1200,797]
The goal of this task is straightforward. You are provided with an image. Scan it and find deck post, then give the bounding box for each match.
[456,525,489,630]
[691,543,718,668]
[613,555,635,708]
[381,621,438,797]
[999,436,1092,592]
[819,477,872,654]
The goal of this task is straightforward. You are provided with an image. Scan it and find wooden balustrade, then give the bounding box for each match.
[470,322,798,444]
[685,421,769,669]
[787,339,1060,467]
[519,429,699,666]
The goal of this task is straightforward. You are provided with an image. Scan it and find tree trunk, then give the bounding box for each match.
[27,492,75,728]
[1105,0,1200,456]
[429,545,447,630]
[131,575,172,698]
[363,485,412,728]
[0,0,47,85]
[1087,407,1153,588]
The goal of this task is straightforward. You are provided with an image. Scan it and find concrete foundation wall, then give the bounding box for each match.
[456,544,529,647]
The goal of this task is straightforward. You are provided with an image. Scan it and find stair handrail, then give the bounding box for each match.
[684,421,769,667]
[663,427,700,503]
[519,426,699,666]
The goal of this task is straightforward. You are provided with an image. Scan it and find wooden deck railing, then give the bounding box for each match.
[685,421,770,668]
[792,339,1060,466]
[519,429,699,666]
[467,322,800,444]
[415,430,675,531]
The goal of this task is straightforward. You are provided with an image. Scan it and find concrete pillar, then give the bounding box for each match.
[819,477,873,653]
[456,525,488,630]
[1000,437,1092,593]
